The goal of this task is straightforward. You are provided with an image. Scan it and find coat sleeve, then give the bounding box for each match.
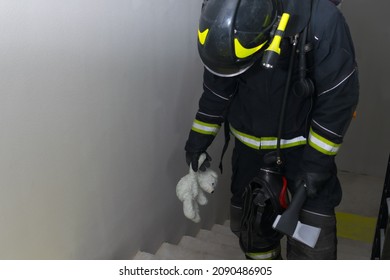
[301,10,359,173]
[185,69,238,153]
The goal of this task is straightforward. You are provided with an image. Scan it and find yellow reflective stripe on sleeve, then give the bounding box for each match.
[191,119,220,136]
[308,128,341,155]
[230,125,307,150]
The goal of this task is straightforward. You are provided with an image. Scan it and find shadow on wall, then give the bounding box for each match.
[337,1,390,176]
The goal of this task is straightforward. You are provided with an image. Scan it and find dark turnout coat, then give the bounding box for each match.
[185,0,359,176]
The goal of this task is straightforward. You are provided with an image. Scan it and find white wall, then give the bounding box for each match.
[0,0,231,259]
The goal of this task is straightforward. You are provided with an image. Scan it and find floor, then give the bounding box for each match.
[335,170,384,259]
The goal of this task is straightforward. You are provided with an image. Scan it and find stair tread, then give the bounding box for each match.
[155,242,223,260]
[134,221,247,260]
[179,235,245,260]
[133,251,157,260]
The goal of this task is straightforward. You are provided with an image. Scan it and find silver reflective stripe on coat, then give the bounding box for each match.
[191,119,221,136]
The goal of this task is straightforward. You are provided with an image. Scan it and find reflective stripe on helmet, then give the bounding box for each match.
[230,125,307,150]
[191,119,220,136]
[198,29,209,46]
[308,128,341,155]
[234,38,268,59]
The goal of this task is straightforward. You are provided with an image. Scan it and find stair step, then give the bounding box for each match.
[155,242,222,260]
[133,251,156,260]
[179,236,245,260]
[211,223,236,237]
[132,221,247,260]
[196,229,240,249]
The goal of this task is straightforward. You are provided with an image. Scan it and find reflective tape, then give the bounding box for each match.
[191,119,220,136]
[246,247,281,260]
[308,128,341,155]
[230,125,307,150]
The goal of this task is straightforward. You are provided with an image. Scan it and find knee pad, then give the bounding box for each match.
[234,169,288,255]
[230,203,282,259]
[287,210,337,260]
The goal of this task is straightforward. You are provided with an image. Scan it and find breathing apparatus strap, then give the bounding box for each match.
[275,34,299,166]
[297,27,307,81]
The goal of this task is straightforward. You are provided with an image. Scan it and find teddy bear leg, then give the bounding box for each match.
[183,198,197,221]
[197,190,208,206]
[192,202,201,223]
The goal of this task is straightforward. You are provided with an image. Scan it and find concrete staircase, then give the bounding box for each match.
[132,221,247,260]
[132,218,374,260]
[132,172,380,260]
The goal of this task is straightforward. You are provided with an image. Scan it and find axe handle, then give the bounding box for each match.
[273,184,307,236]
[288,184,307,218]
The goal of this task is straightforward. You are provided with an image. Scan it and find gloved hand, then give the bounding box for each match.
[295,172,332,199]
[186,151,212,172]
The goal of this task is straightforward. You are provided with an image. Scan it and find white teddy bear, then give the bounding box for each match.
[176,153,218,223]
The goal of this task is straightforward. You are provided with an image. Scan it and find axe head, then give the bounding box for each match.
[272,184,321,248]
[273,215,321,248]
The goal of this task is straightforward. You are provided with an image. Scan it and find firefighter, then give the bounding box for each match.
[184,0,359,259]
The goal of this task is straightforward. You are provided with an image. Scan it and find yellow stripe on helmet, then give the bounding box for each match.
[234,38,268,59]
[198,29,209,45]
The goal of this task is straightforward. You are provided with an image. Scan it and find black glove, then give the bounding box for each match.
[295,172,332,199]
[185,151,211,172]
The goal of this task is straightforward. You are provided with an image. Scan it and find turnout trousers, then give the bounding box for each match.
[229,139,341,259]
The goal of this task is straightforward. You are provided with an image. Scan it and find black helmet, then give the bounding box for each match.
[198,0,278,77]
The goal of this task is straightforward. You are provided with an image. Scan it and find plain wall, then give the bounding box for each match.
[337,1,390,177]
[0,0,387,260]
[0,0,231,259]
